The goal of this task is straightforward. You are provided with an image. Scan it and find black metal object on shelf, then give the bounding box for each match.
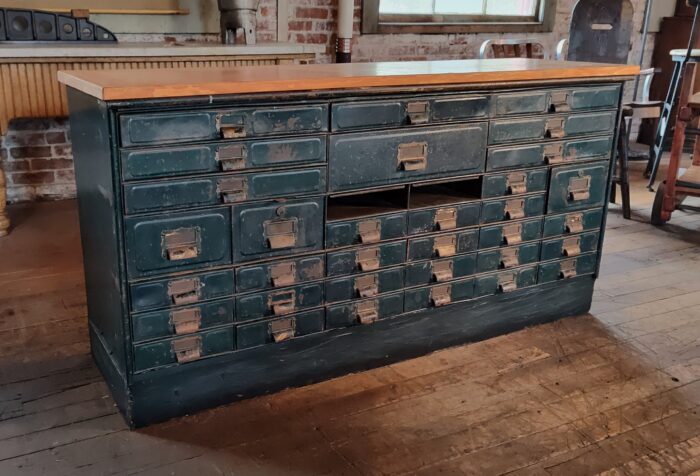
[0,8,116,43]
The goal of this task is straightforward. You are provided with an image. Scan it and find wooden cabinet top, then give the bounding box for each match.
[57,58,639,101]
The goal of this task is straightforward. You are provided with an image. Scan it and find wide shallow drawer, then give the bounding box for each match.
[492,91,549,116]
[236,254,325,293]
[538,253,598,284]
[123,167,326,214]
[119,104,329,147]
[405,253,477,287]
[407,202,480,235]
[236,282,324,323]
[132,299,234,343]
[326,267,404,304]
[476,242,541,273]
[326,212,406,249]
[329,123,487,191]
[542,208,604,238]
[129,269,234,313]
[236,308,325,350]
[548,161,609,214]
[233,197,324,262]
[408,229,479,262]
[541,230,600,261]
[492,85,620,117]
[326,292,404,329]
[475,266,538,297]
[133,327,234,372]
[481,194,546,224]
[331,95,489,131]
[489,112,616,146]
[482,169,548,199]
[326,240,406,277]
[124,208,231,279]
[479,218,543,249]
[121,136,327,181]
[404,277,475,312]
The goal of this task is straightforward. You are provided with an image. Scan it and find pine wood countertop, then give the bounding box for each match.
[57,59,639,101]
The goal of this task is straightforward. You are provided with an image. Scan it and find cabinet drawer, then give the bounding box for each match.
[405,253,477,287]
[475,266,538,297]
[482,169,548,198]
[129,269,234,313]
[489,112,616,145]
[326,240,406,277]
[236,309,325,350]
[236,254,325,293]
[133,327,234,372]
[492,86,620,117]
[408,229,479,262]
[542,208,604,238]
[479,218,543,249]
[407,202,480,235]
[325,267,404,304]
[538,253,598,284]
[236,282,324,323]
[487,143,547,171]
[548,162,609,214]
[123,167,326,214]
[476,242,541,273]
[404,277,475,312]
[329,124,487,191]
[132,299,234,343]
[326,292,404,329]
[331,95,489,131]
[233,197,324,262]
[541,231,600,261]
[492,91,549,116]
[481,194,546,224]
[326,212,406,249]
[121,136,327,181]
[124,209,232,279]
[119,105,329,147]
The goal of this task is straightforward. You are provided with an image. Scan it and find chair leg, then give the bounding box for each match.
[615,116,632,219]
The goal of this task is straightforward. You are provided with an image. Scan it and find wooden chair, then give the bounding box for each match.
[478,39,547,60]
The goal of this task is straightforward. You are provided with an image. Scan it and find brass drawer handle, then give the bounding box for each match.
[502,223,523,246]
[397,142,428,171]
[269,317,296,343]
[163,227,200,261]
[172,335,202,364]
[357,247,380,272]
[560,259,578,279]
[218,176,248,203]
[505,199,526,220]
[167,277,202,305]
[545,117,566,139]
[358,219,381,244]
[216,114,246,139]
[406,101,430,124]
[270,261,296,288]
[216,144,247,171]
[562,236,582,257]
[549,91,571,113]
[434,235,457,258]
[498,274,518,293]
[431,260,454,282]
[355,274,379,298]
[568,176,591,202]
[500,248,520,269]
[565,213,584,234]
[171,308,202,335]
[431,285,452,307]
[356,300,379,325]
[434,207,457,231]
[506,172,527,195]
[268,290,296,316]
[265,219,298,250]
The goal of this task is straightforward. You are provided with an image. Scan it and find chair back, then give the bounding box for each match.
[566,0,634,64]
[479,39,547,60]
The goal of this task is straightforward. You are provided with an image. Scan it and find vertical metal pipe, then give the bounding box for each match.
[632,0,653,101]
[336,0,354,63]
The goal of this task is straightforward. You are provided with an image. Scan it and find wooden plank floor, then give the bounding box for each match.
[1,162,700,475]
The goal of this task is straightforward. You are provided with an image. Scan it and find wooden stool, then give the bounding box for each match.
[611,108,633,219]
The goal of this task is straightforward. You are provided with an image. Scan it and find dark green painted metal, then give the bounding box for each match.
[404,277,476,313]
[476,242,541,273]
[489,111,615,145]
[129,269,234,313]
[124,208,232,279]
[492,85,620,117]
[235,282,324,322]
[121,136,327,181]
[326,240,407,277]
[235,254,325,293]
[478,218,543,249]
[481,168,549,198]
[567,85,621,110]
[547,161,609,213]
[565,112,616,136]
[487,143,547,171]
[236,308,325,350]
[325,267,404,304]
[480,194,546,224]
[560,135,614,163]
[537,253,598,284]
[404,253,477,287]
[326,292,404,330]
[540,230,600,261]
[407,201,481,235]
[474,266,538,297]
[119,104,329,147]
[329,123,487,191]
[407,229,479,262]
[326,212,406,249]
[431,95,490,122]
[542,208,604,238]
[233,196,324,262]
[492,91,548,116]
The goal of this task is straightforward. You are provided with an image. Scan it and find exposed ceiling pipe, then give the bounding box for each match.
[337,0,353,63]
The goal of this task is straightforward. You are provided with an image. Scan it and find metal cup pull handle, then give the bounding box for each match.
[218,177,248,203]
[498,274,518,293]
[356,300,379,325]
[355,274,379,298]
[268,290,296,316]
[269,317,296,343]
[500,248,520,269]
[431,260,454,282]
[568,176,591,202]
[358,219,381,244]
[216,144,247,170]
[406,101,430,124]
[265,219,298,250]
[560,259,578,279]
[565,213,584,234]
[216,114,246,139]
[163,227,199,261]
[549,91,571,113]
[545,118,566,139]
[357,247,380,272]
[505,199,526,220]
[397,142,428,171]
[506,172,527,195]
[171,308,202,335]
[562,237,582,257]
[431,285,452,307]
[434,207,457,231]
[172,336,202,364]
[167,278,202,305]
[544,143,565,165]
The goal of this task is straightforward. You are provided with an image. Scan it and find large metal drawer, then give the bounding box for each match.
[547,161,609,214]
[404,277,476,312]
[325,267,404,304]
[236,254,325,294]
[326,240,407,277]
[236,309,325,350]
[326,292,404,329]
[489,112,616,146]
[235,282,324,323]
[404,253,477,288]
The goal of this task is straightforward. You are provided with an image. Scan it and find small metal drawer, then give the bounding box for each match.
[540,230,600,261]
[326,212,407,249]
[474,266,538,297]
[542,208,604,238]
[236,308,325,350]
[325,267,404,304]
[129,269,234,313]
[480,194,546,224]
[404,277,476,313]
[489,112,616,146]
[119,104,329,147]
[407,229,479,262]
[235,282,324,323]
[550,85,621,113]
[407,202,481,235]
[548,161,609,214]
[476,242,541,273]
[492,91,549,116]
[478,218,543,249]
[132,327,234,372]
[236,254,325,293]
[326,240,406,277]
[131,299,234,343]
[538,253,598,284]
[482,169,548,199]
[326,291,404,329]
[405,253,477,288]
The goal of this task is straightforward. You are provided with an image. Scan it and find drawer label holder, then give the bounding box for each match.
[568,176,592,202]
[216,144,247,170]
[172,335,202,363]
[397,142,428,171]
[434,235,457,258]
[505,199,526,220]
[498,273,518,293]
[544,143,565,165]
[431,284,452,307]
[560,259,578,279]
[435,207,457,231]
[358,219,381,244]
[270,261,297,287]
[355,274,379,298]
[269,317,296,343]
[268,289,296,316]
[167,277,202,305]
[506,172,528,195]
[562,236,582,257]
[546,118,566,139]
[356,300,379,325]
[265,219,298,249]
[406,101,430,125]
[432,260,454,282]
[218,177,248,203]
[163,227,200,261]
[565,213,584,234]
[500,248,520,269]
[549,91,571,113]
[171,308,202,335]
[357,247,380,271]
[502,223,523,245]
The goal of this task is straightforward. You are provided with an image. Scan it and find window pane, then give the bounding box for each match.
[435,0,484,14]
[379,0,433,14]
[485,0,538,16]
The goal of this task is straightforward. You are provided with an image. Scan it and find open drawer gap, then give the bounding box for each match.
[409,177,482,209]
[327,187,409,221]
